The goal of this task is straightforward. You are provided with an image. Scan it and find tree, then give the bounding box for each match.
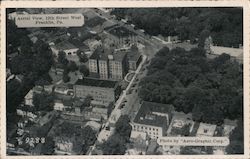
[198,29,210,48]
[41,137,55,155]
[102,134,126,155]
[68,61,78,72]
[155,47,170,57]
[58,51,68,66]
[80,95,92,109]
[79,65,89,77]
[115,115,132,141]
[226,118,244,154]
[62,73,70,83]
[77,51,88,63]
[33,92,54,111]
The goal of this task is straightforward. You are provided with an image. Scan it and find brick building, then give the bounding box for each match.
[74,78,120,105]
[88,47,128,81]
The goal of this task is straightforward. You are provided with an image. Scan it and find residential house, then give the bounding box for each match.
[84,39,102,52]
[129,130,148,155]
[54,137,74,155]
[54,84,74,96]
[196,123,216,137]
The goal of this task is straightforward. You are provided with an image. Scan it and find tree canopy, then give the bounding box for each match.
[7,19,54,114]
[139,47,243,125]
[111,8,242,47]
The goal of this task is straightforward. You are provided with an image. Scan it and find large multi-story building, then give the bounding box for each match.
[98,55,109,80]
[127,49,142,72]
[108,51,127,80]
[74,77,121,105]
[131,101,174,139]
[88,47,128,81]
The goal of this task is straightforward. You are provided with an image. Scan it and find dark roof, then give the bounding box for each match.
[133,101,174,127]
[89,47,103,59]
[112,51,127,62]
[75,78,118,88]
[90,47,124,61]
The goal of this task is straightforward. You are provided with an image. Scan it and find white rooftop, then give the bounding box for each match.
[130,130,147,140]
[210,45,243,58]
[196,123,216,137]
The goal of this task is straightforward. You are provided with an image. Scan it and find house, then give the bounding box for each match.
[24,90,34,106]
[84,39,102,52]
[85,121,101,132]
[44,85,54,93]
[50,41,79,57]
[16,105,38,121]
[210,45,243,63]
[38,111,55,126]
[92,106,109,120]
[166,112,194,136]
[131,101,174,139]
[204,36,243,63]
[196,123,217,137]
[105,26,138,48]
[53,99,73,112]
[54,99,65,111]
[223,119,237,137]
[83,110,102,122]
[24,86,43,107]
[54,84,74,96]
[54,136,74,155]
[130,130,148,154]
[97,128,115,143]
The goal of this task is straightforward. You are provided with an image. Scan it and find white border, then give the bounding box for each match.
[1,0,249,159]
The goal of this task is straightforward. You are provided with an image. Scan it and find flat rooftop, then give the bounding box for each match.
[75,77,118,88]
[133,101,174,127]
[196,123,216,137]
[90,47,126,61]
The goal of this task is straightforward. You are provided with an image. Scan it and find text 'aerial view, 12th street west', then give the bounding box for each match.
[5,7,243,156]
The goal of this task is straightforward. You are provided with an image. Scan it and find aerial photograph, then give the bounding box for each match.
[6,7,243,155]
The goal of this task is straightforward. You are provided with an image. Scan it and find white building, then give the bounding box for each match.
[50,41,79,57]
[130,101,173,140]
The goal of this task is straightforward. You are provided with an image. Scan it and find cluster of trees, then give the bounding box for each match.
[101,115,132,155]
[33,92,54,111]
[139,46,243,153]
[55,122,96,154]
[7,20,54,114]
[57,51,89,83]
[111,8,242,47]
[139,47,242,124]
